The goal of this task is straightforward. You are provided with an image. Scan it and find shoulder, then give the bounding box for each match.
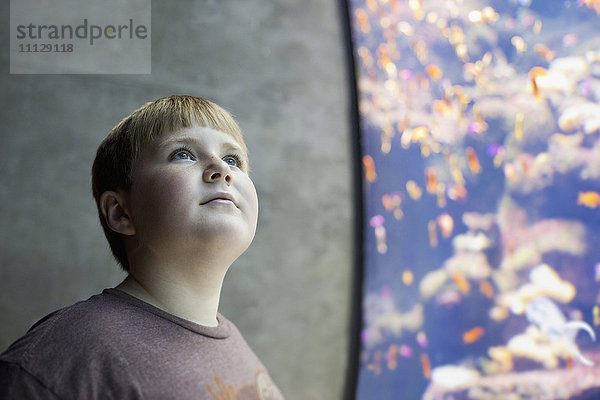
[2,290,138,358]
[2,289,169,357]
[0,290,146,397]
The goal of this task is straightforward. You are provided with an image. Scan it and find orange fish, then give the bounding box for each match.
[402,270,415,286]
[482,6,499,23]
[374,225,387,254]
[577,191,600,208]
[406,180,423,200]
[412,40,428,63]
[381,194,394,211]
[533,43,555,62]
[436,213,454,238]
[433,99,451,116]
[504,163,517,181]
[380,136,391,154]
[357,46,374,68]
[479,280,494,299]
[448,24,466,49]
[471,105,488,134]
[436,183,447,209]
[451,271,470,294]
[387,344,399,370]
[528,66,548,99]
[454,85,470,105]
[425,64,443,80]
[412,126,429,142]
[362,155,377,182]
[392,192,405,219]
[463,62,482,81]
[530,79,541,99]
[511,35,526,53]
[377,44,390,68]
[528,66,548,77]
[367,350,383,375]
[401,126,429,149]
[447,184,467,201]
[425,167,438,194]
[465,147,481,174]
[420,353,432,379]
[366,0,378,12]
[397,116,410,133]
[449,158,466,187]
[463,326,485,344]
[428,220,438,248]
[382,193,403,219]
[379,54,393,74]
[514,112,524,141]
[354,8,371,34]
[518,155,532,176]
[565,356,574,370]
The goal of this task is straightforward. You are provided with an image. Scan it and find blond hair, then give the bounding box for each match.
[92,95,246,270]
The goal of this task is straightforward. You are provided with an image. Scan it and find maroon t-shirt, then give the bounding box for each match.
[0,289,284,400]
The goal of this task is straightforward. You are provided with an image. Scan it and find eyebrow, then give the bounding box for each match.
[157,135,244,154]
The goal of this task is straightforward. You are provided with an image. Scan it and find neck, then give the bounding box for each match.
[116,255,230,327]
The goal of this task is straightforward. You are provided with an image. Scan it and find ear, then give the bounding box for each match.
[99,191,136,236]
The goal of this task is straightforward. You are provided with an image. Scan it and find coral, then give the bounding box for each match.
[423,357,600,400]
[420,268,450,299]
[362,299,424,348]
[493,264,576,319]
[430,365,481,391]
[558,102,600,133]
[497,199,586,272]
[444,251,492,279]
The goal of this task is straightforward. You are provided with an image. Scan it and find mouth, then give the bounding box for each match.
[201,192,237,207]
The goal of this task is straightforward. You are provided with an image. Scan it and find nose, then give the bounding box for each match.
[202,160,232,185]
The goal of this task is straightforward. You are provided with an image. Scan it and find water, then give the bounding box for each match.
[350,0,600,398]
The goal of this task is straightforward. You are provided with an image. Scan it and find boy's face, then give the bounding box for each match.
[124,125,258,262]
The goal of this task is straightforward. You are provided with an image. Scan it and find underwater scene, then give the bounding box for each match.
[348,0,600,398]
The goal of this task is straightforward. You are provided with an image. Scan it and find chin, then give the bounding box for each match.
[201,224,254,250]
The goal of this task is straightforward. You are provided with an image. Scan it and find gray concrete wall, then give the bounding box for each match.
[0,1,354,399]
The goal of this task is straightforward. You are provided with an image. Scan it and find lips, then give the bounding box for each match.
[201,192,237,207]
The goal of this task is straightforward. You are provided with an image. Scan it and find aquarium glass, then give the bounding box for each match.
[348,0,600,398]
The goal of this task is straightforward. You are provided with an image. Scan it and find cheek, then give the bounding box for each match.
[245,182,259,239]
[130,172,195,225]
[243,178,259,217]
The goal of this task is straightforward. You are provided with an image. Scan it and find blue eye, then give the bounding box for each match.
[170,147,194,161]
[223,155,241,168]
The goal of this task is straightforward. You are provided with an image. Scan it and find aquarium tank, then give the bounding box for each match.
[347,0,600,398]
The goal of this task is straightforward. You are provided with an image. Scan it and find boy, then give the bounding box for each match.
[0,95,284,400]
